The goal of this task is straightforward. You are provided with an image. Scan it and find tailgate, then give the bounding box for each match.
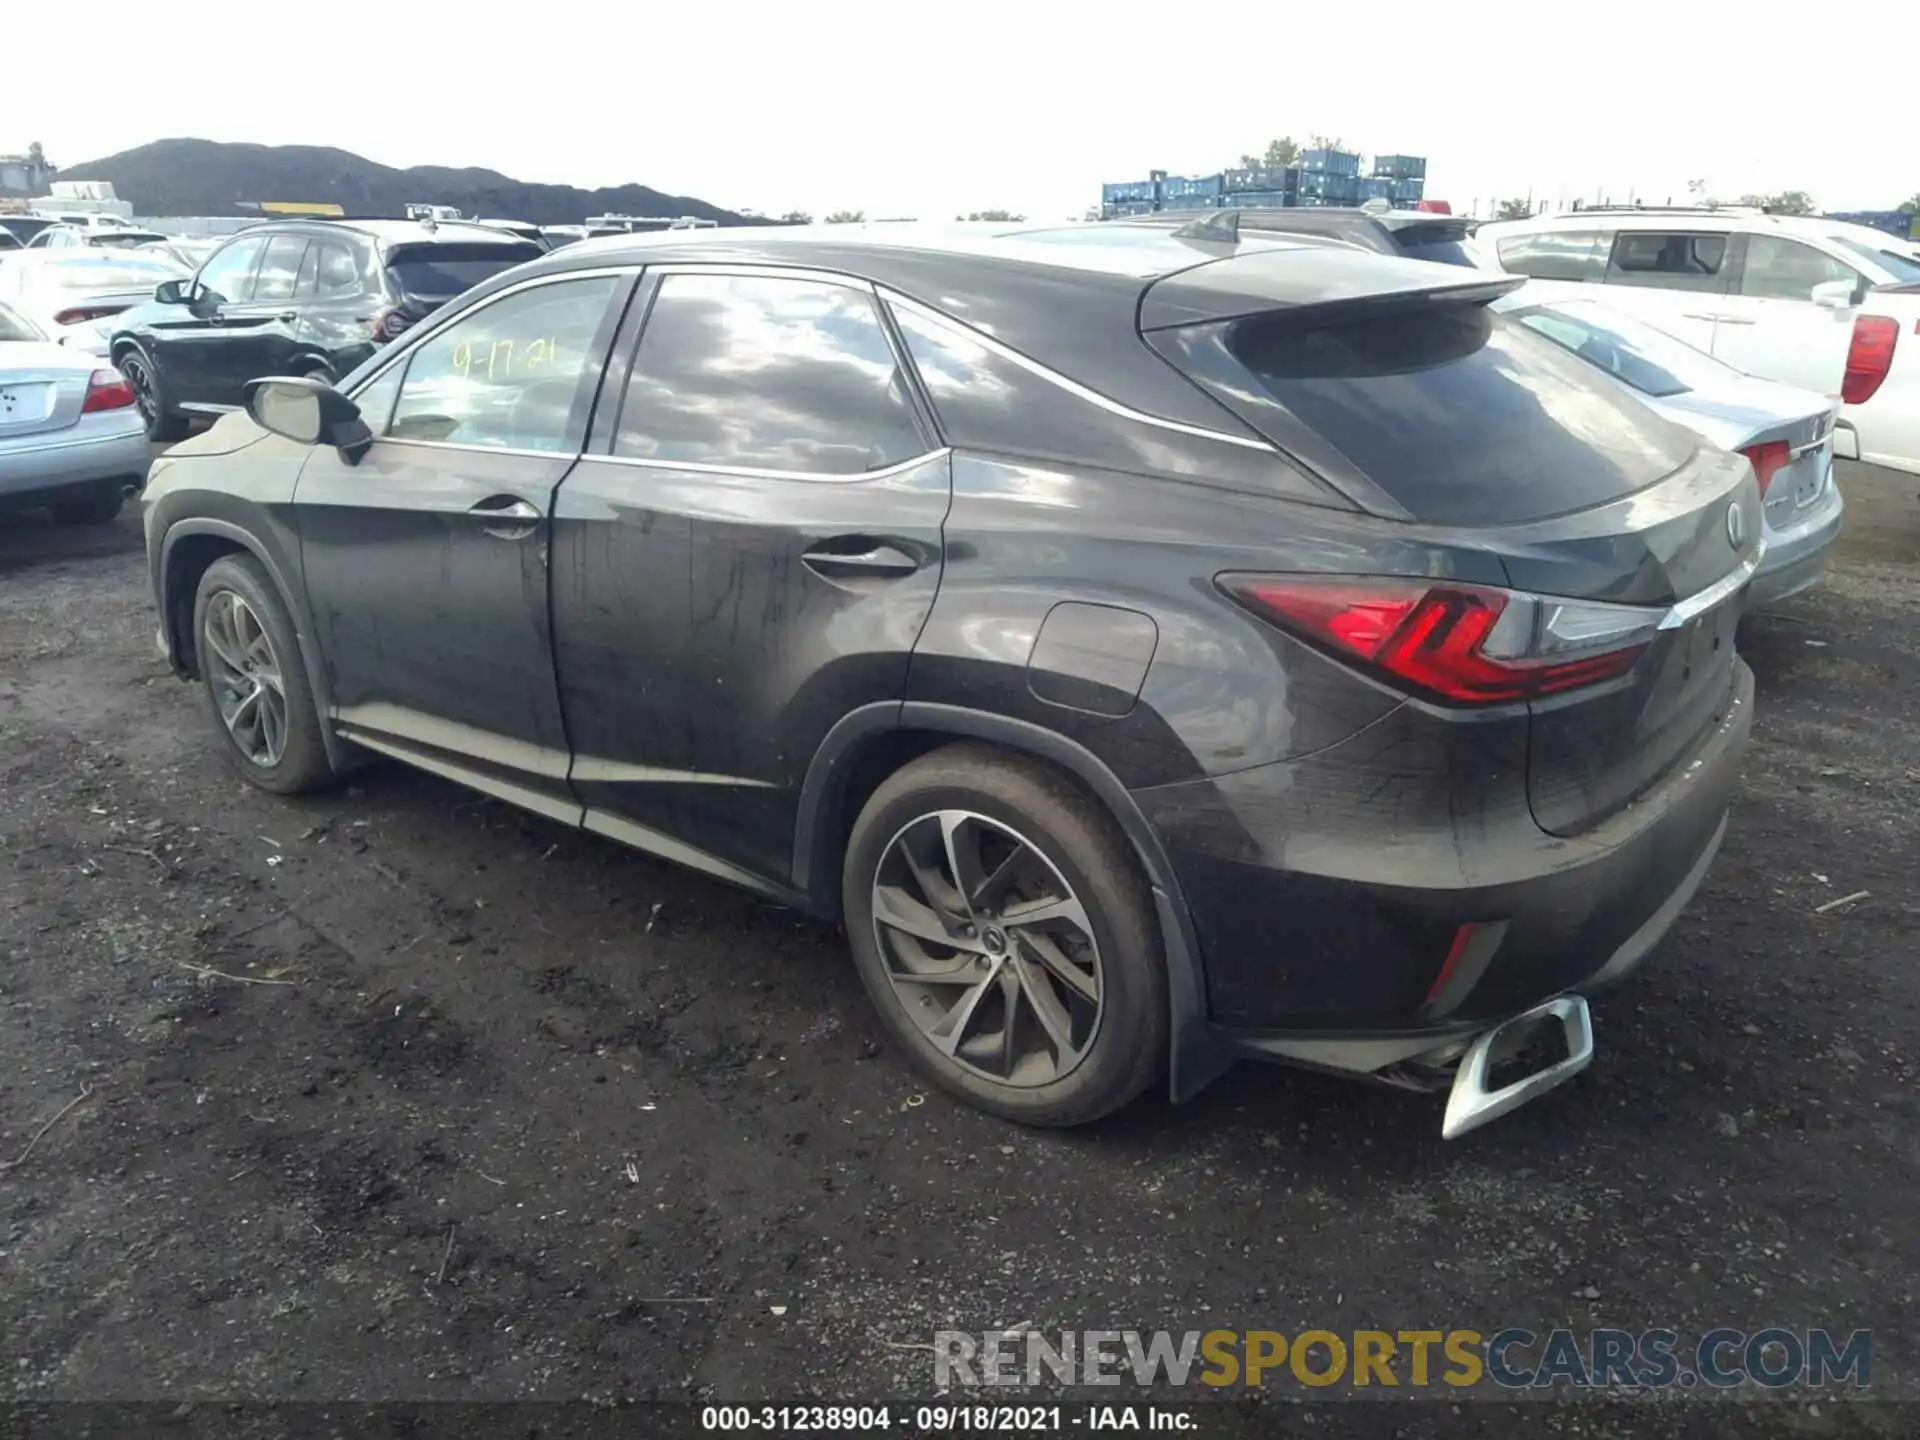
[1497,447,1761,836]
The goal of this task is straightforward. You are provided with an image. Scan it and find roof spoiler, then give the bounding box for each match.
[1140,245,1522,331]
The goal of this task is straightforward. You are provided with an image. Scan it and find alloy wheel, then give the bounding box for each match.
[201,590,288,767]
[870,809,1104,1087]
[120,353,158,428]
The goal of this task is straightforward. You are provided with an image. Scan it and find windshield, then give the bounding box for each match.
[384,242,542,298]
[1504,298,1732,398]
[31,254,188,293]
[0,301,48,342]
[1830,236,1920,286]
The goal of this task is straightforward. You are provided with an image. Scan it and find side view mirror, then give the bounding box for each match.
[154,279,188,305]
[1810,279,1856,311]
[245,376,374,464]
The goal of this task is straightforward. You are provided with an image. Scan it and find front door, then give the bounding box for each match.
[549,269,950,886]
[1708,234,1862,398]
[1595,228,1733,356]
[150,234,268,407]
[293,270,633,819]
[196,233,313,402]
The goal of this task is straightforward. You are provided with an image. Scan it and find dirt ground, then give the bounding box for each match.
[2,456,1917,1433]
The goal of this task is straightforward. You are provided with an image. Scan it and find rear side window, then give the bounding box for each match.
[1226,306,1694,526]
[614,273,926,475]
[314,241,362,298]
[1604,231,1729,293]
[1495,229,1606,282]
[1738,236,1860,301]
[384,242,543,299]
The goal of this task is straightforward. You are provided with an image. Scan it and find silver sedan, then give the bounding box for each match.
[1493,282,1845,608]
[0,247,189,357]
[0,301,150,524]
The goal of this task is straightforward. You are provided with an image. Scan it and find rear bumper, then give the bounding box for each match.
[1139,659,1752,1056]
[1750,485,1844,608]
[0,422,149,502]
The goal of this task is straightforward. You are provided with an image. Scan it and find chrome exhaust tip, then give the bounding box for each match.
[1441,995,1594,1140]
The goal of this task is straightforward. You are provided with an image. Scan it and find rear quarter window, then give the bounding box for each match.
[1227,306,1695,526]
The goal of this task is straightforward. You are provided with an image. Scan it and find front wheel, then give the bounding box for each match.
[191,554,335,794]
[841,744,1167,1126]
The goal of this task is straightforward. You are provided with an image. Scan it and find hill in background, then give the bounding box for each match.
[56,138,751,224]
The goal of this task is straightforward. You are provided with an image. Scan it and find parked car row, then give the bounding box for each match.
[1469,209,1920,477]
[141,220,1771,1138]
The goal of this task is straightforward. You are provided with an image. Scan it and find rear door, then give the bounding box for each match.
[550,267,949,886]
[294,234,382,379]
[1595,227,1732,355]
[1708,233,1862,397]
[293,270,633,818]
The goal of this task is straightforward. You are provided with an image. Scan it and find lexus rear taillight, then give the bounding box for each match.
[1219,575,1658,705]
[1740,440,1791,497]
[1842,315,1898,405]
[81,369,136,413]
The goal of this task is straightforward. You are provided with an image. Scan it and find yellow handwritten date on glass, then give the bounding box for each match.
[450,337,562,381]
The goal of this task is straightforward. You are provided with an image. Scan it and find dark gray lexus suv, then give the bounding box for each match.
[142,221,1758,1137]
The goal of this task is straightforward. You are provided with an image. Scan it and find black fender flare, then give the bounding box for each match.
[792,700,1231,1104]
[157,518,354,772]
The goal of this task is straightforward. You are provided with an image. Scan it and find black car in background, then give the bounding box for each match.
[141,224,1758,1137]
[109,218,543,439]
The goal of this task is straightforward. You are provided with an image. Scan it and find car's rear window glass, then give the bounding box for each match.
[1506,300,1735,398]
[384,243,542,298]
[1392,229,1477,268]
[1228,306,1693,525]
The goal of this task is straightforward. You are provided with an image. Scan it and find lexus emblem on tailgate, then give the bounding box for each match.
[1726,501,1747,550]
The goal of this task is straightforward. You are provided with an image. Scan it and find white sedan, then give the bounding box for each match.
[0,247,189,357]
[0,300,150,524]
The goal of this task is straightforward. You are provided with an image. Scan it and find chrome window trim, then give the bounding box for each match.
[344,264,642,401]
[375,436,583,462]
[878,288,1272,452]
[647,263,878,293]
[583,446,952,484]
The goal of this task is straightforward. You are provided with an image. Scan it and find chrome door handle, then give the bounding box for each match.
[801,543,920,576]
[468,495,540,539]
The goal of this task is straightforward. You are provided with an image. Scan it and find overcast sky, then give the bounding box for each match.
[11,4,1918,220]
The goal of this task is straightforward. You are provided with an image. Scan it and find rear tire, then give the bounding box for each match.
[191,554,334,795]
[841,743,1167,1127]
[48,484,126,526]
[117,346,189,442]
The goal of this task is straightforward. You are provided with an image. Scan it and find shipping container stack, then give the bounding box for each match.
[1222,165,1299,210]
[1159,174,1225,211]
[1370,154,1427,209]
[1097,149,1429,219]
[1296,148,1361,207]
